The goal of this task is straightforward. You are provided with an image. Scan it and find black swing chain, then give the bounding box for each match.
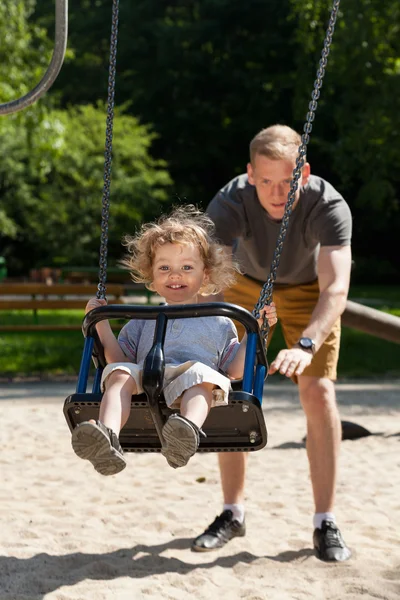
[96,0,340,320]
[97,0,120,300]
[253,0,341,346]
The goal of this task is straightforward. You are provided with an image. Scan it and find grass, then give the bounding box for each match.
[1,286,400,379]
[348,284,400,306]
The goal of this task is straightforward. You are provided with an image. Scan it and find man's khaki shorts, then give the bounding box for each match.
[225,274,341,381]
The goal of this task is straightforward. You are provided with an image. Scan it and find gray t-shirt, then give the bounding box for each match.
[118,316,240,373]
[206,174,352,285]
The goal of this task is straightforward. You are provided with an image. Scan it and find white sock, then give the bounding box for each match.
[313,512,336,529]
[223,503,245,524]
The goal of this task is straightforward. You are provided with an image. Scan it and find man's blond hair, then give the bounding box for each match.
[249,124,303,164]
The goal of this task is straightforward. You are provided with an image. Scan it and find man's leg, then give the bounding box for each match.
[191,452,247,552]
[298,375,351,561]
[218,452,248,504]
[273,280,351,561]
[192,274,263,551]
[298,375,341,513]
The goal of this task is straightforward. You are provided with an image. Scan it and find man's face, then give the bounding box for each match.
[247,154,310,221]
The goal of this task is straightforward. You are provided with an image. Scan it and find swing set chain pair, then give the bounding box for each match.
[253,0,341,347]
[97,0,120,300]
[96,0,341,338]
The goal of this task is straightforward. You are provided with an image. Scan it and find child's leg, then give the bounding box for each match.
[98,370,138,435]
[179,382,215,429]
[162,382,215,469]
[71,369,137,476]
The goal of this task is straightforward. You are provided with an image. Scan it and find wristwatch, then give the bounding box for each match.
[296,337,316,355]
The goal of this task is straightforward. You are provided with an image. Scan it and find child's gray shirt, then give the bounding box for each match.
[118,316,240,373]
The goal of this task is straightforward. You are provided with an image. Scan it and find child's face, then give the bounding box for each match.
[152,243,208,305]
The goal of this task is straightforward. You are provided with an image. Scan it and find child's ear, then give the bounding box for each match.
[147,282,156,292]
[198,271,210,295]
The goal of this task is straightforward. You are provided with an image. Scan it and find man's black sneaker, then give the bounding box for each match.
[191,510,246,552]
[313,520,351,562]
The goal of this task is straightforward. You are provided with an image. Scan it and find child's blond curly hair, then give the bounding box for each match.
[121,205,239,295]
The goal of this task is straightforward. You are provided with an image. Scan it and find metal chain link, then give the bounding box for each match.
[97,0,120,299]
[253,0,341,345]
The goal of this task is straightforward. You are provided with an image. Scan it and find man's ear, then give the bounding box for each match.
[247,162,255,185]
[301,162,311,186]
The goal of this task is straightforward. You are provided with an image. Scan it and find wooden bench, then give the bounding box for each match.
[0,283,153,331]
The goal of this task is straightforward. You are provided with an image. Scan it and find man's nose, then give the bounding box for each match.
[272,183,285,195]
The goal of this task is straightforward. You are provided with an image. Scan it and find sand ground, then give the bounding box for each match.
[0,379,399,600]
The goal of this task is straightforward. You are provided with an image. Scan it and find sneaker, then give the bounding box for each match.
[71,420,126,476]
[313,520,351,562]
[191,510,246,552]
[161,414,200,468]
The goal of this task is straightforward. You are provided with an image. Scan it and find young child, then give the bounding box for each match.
[71,206,277,475]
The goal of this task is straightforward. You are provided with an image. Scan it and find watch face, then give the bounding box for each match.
[300,337,313,349]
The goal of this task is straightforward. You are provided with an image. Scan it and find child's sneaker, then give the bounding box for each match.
[71,420,126,476]
[161,414,201,468]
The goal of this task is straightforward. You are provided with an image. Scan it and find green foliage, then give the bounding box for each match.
[2,0,400,281]
[35,0,299,201]
[290,0,400,281]
[32,0,400,282]
[0,1,172,275]
[0,104,172,272]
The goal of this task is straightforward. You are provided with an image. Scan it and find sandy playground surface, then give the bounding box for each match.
[0,379,399,600]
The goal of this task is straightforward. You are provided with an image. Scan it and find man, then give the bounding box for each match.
[193,124,352,562]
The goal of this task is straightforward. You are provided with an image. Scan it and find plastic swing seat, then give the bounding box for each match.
[63,302,268,453]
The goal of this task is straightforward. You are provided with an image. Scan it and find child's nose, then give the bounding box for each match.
[169,268,181,278]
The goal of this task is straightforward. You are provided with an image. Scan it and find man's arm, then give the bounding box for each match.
[269,244,351,377]
[302,244,352,351]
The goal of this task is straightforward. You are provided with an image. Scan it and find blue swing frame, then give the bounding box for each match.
[64,302,269,453]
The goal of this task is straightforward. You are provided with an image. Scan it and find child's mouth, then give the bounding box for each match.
[167,284,186,289]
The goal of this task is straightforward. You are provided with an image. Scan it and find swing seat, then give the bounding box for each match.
[64,389,267,452]
[63,303,268,453]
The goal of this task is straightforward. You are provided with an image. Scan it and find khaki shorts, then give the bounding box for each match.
[225,274,341,381]
[101,361,231,407]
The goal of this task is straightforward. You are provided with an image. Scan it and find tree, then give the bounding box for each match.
[291,0,400,281]
[0,2,172,275]
[34,0,299,202]
[0,104,172,274]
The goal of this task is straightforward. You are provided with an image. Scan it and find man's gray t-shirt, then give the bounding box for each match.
[206,174,352,285]
[118,316,240,372]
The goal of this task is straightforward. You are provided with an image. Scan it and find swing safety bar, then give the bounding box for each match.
[64,303,269,453]
[0,0,68,115]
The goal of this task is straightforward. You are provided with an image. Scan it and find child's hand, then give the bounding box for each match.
[85,297,107,314]
[257,302,278,329]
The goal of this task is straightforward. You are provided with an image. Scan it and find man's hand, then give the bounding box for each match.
[269,346,313,378]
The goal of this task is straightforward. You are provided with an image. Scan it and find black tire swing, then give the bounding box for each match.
[64,0,344,451]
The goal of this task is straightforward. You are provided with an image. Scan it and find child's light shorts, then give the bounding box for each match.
[100,361,231,408]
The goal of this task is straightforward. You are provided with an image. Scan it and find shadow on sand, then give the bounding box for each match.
[0,537,316,599]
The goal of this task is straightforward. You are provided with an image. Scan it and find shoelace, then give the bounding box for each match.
[324,523,343,548]
[206,512,233,535]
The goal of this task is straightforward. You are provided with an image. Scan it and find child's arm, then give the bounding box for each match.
[225,303,278,379]
[85,298,127,363]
